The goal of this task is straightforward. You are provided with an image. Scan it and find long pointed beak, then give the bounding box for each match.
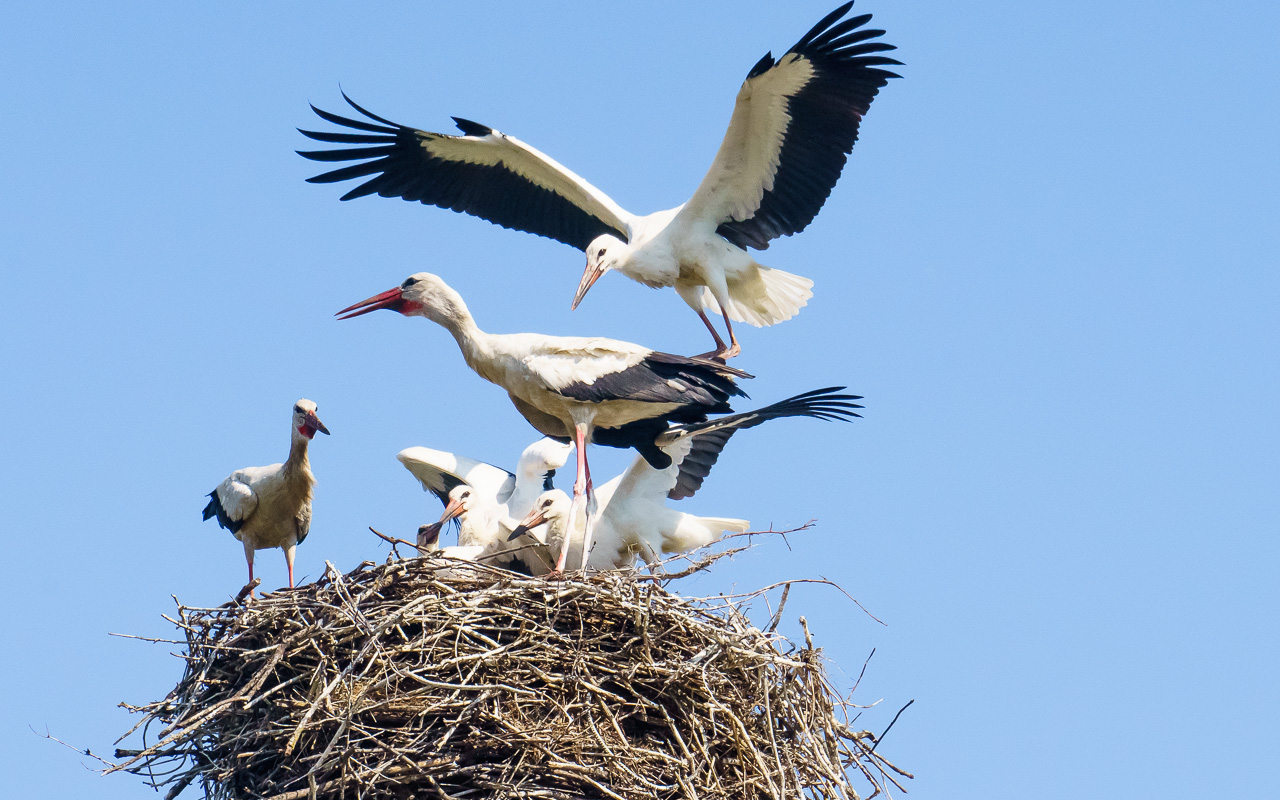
[305,412,330,436]
[336,286,404,319]
[570,264,606,310]
[508,508,549,541]
[438,497,465,524]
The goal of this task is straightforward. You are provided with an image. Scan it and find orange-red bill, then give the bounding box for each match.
[336,287,404,319]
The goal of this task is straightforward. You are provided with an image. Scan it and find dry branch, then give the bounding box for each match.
[108,549,907,799]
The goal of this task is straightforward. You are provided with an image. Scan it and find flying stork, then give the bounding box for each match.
[299,2,901,358]
[510,387,863,571]
[202,399,330,590]
[337,271,750,572]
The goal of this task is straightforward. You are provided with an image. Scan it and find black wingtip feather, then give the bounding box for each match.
[452,117,493,137]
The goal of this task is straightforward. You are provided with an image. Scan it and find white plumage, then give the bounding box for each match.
[202,399,330,591]
[300,2,900,358]
[338,272,749,573]
[508,388,865,572]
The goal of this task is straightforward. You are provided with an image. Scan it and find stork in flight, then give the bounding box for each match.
[337,271,750,572]
[202,400,330,591]
[300,2,900,359]
[510,387,863,571]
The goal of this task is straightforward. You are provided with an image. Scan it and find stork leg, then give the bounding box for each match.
[243,540,256,593]
[579,457,597,570]
[284,543,297,589]
[556,422,592,573]
[692,307,729,358]
[717,308,741,360]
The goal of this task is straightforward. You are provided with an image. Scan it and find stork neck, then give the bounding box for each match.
[432,301,497,373]
[284,435,313,479]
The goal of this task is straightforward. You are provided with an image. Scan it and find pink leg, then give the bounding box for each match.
[285,544,297,589]
[693,308,729,359]
[719,309,741,360]
[243,541,256,595]
[555,423,591,573]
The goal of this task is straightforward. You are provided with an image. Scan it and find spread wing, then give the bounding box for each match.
[299,93,635,251]
[658,387,864,499]
[397,447,517,506]
[612,438,697,505]
[681,2,901,249]
[203,473,259,534]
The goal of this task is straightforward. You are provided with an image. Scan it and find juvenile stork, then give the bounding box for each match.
[511,387,863,571]
[337,271,750,571]
[300,2,900,358]
[398,438,571,572]
[202,400,330,590]
[397,438,571,532]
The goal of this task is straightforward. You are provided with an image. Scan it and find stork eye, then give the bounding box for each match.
[402,277,420,288]
[293,405,303,413]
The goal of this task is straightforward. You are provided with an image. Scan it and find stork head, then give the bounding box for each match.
[292,399,330,441]
[508,489,571,541]
[438,484,473,525]
[336,272,467,326]
[573,235,628,310]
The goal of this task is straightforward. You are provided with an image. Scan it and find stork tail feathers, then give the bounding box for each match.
[665,515,749,554]
[701,266,814,327]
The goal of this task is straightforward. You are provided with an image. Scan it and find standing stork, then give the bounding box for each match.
[510,387,864,571]
[202,400,330,590]
[337,271,749,572]
[300,2,900,359]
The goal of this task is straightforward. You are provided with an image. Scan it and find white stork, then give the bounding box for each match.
[510,387,863,571]
[397,438,571,532]
[397,438,571,572]
[202,399,330,590]
[299,2,900,359]
[337,271,751,572]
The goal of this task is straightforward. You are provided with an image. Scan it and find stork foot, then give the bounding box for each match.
[693,344,739,362]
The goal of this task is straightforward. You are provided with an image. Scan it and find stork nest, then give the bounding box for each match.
[110,553,910,800]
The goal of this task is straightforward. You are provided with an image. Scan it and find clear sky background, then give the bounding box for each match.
[2,1,1277,797]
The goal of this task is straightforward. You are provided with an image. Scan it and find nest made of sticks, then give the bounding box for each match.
[111,552,910,800]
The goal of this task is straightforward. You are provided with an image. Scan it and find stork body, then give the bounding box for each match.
[202,400,330,590]
[301,2,900,358]
[338,272,748,571]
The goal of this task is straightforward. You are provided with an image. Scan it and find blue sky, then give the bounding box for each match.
[2,1,1277,797]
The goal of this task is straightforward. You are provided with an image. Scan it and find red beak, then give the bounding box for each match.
[570,263,606,311]
[336,287,405,320]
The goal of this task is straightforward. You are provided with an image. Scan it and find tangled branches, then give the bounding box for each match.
[110,555,910,799]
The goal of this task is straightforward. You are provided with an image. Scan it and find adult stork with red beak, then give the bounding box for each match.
[337,272,749,573]
[202,399,330,591]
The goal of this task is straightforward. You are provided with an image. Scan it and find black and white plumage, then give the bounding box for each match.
[201,399,330,591]
[300,2,900,358]
[336,271,750,571]
[509,387,864,571]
